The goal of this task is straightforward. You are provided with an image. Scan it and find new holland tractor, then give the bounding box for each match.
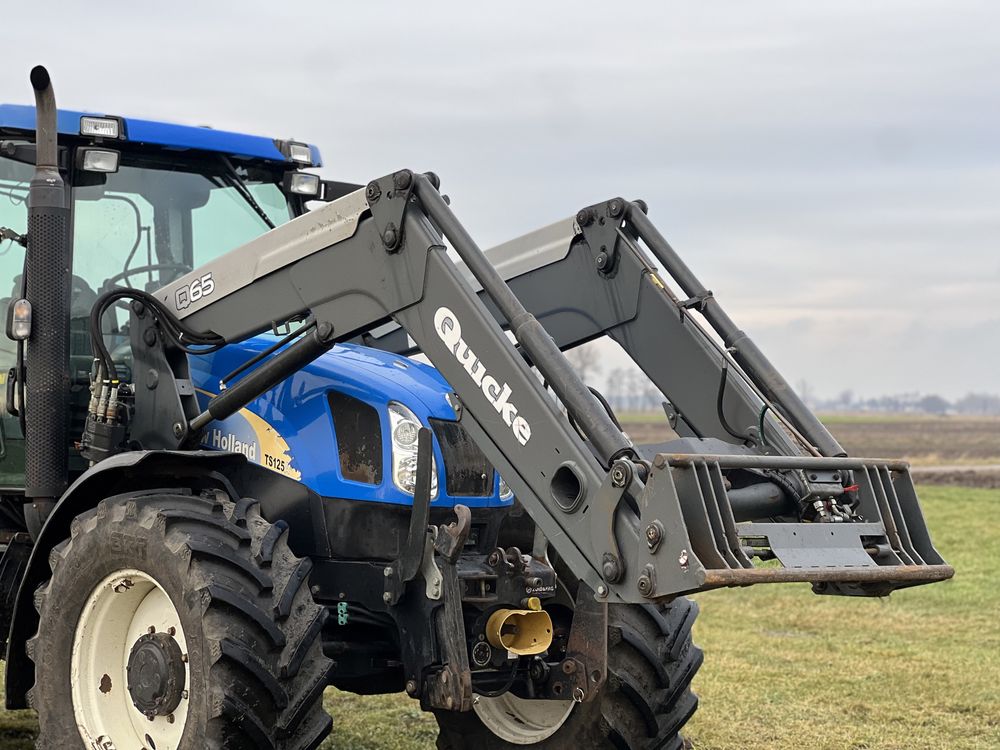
[0,67,951,750]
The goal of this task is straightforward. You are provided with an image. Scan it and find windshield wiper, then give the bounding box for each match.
[218,156,276,230]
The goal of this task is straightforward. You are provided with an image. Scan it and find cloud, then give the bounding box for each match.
[3,0,996,399]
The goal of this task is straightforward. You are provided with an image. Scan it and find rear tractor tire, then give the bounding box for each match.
[436,598,703,749]
[27,488,333,750]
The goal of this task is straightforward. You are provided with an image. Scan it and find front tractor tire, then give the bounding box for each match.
[27,489,333,750]
[436,600,702,750]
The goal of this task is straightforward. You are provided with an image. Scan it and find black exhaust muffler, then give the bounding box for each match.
[23,66,71,536]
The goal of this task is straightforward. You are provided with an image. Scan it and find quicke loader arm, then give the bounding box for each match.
[145,172,951,602]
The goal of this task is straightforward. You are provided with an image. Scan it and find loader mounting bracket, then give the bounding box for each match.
[576,197,628,275]
[367,169,417,253]
[544,584,607,702]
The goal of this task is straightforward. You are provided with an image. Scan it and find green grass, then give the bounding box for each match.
[0,486,996,749]
[683,484,1000,750]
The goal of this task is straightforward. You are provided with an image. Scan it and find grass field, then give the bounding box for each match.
[0,484,995,749]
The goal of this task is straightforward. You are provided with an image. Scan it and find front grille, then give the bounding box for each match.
[430,419,494,497]
[328,391,383,484]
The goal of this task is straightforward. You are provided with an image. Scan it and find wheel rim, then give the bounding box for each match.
[71,569,189,750]
[473,692,574,745]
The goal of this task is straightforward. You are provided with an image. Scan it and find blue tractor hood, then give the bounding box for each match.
[188,336,510,509]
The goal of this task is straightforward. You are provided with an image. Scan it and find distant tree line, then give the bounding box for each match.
[799,387,1000,416]
[560,346,1000,416]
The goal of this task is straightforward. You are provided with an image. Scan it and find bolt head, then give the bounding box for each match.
[595,252,608,269]
[596,585,608,597]
[383,226,399,248]
[405,679,418,696]
[382,591,392,603]
[394,171,412,190]
[383,566,393,577]
[366,181,381,203]
[610,463,629,488]
[576,208,594,227]
[172,422,184,438]
[602,559,618,580]
[645,524,661,544]
[608,199,623,217]
[637,575,652,594]
[678,549,690,568]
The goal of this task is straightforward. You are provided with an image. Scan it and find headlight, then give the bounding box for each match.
[388,401,438,498]
[498,475,513,499]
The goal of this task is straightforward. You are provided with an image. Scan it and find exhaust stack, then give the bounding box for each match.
[23,65,71,537]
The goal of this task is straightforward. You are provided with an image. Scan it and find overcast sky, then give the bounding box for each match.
[5,2,998,399]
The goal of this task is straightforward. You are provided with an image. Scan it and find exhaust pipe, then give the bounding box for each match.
[485,603,554,657]
[23,65,71,537]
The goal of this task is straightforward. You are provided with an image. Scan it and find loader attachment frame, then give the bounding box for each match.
[140,172,951,602]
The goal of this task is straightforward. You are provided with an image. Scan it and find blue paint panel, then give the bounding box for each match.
[189,337,512,510]
[0,104,322,167]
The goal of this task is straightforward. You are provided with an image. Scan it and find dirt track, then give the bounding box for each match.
[909,465,1000,489]
[622,415,1000,489]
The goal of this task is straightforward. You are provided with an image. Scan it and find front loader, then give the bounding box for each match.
[0,67,950,750]
[362,199,952,596]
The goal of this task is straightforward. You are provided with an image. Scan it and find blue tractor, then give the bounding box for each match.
[0,67,950,750]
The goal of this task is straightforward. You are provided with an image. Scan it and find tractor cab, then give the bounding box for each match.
[0,105,324,484]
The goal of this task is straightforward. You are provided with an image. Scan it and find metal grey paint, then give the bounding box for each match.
[154,188,369,320]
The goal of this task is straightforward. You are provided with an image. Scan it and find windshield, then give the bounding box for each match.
[0,148,295,381]
[73,155,292,298]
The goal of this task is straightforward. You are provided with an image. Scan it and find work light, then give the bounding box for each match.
[284,171,321,196]
[287,142,312,164]
[79,116,121,139]
[76,148,120,173]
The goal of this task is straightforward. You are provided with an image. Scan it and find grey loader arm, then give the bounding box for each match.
[156,173,952,601]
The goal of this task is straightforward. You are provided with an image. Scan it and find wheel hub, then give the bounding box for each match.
[126,631,185,717]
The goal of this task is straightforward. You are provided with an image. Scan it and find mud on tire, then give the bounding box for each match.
[435,598,702,749]
[27,488,333,750]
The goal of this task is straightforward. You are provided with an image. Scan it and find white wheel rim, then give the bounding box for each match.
[473,692,574,745]
[71,569,189,750]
